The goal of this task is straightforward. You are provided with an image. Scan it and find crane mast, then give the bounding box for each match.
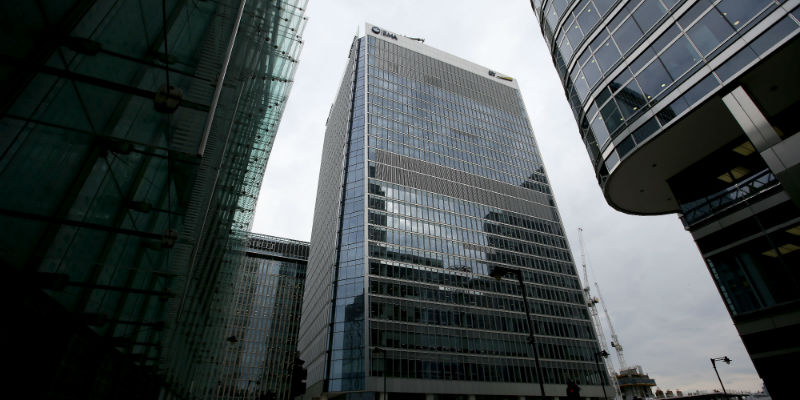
[595,282,626,371]
[578,228,620,398]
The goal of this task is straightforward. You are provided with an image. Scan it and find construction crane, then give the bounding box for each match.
[578,228,620,397]
[595,282,626,371]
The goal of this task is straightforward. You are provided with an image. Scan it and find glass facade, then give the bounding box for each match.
[534,1,800,398]
[1,1,306,398]
[215,234,308,400]
[299,25,609,399]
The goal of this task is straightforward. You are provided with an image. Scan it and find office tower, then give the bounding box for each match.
[215,234,308,400]
[1,1,306,398]
[299,23,609,399]
[532,0,800,397]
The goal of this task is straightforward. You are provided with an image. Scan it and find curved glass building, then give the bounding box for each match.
[533,0,800,397]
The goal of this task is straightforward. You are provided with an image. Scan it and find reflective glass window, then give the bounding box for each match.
[716,0,773,29]
[613,17,642,53]
[688,8,735,55]
[600,99,624,133]
[558,37,575,61]
[678,0,713,29]
[590,114,611,146]
[652,25,681,54]
[715,46,757,82]
[590,29,610,51]
[631,118,661,144]
[571,69,591,102]
[609,68,632,92]
[660,35,701,79]
[617,80,647,119]
[636,59,671,100]
[594,38,621,72]
[629,47,656,73]
[594,86,612,107]
[594,0,614,15]
[632,0,667,32]
[750,16,799,55]
[566,18,585,47]
[582,58,603,87]
[577,3,600,32]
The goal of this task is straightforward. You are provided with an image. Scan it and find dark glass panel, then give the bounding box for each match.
[566,19,585,49]
[590,114,611,146]
[594,38,621,72]
[660,35,701,79]
[577,3,601,33]
[616,80,647,119]
[677,0,713,29]
[609,68,632,92]
[582,58,603,87]
[716,0,773,29]
[631,118,660,144]
[594,0,614,15]
[600,99,624,133]
[636,59,671,100]
[629,47,656,73]
[612,17,642,53]
[652,25,681,54]
[715,46,757,82]
[750,16,799,55]
[688,8,735,55]
[632,0,666,32]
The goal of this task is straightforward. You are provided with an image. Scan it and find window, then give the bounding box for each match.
[613,18,642,53]
[636,59,671,100]
[594,38,621,72]
[688,8,734,55]
[632,0,667,32]
[660,35,701,79]
[716,0,773,29]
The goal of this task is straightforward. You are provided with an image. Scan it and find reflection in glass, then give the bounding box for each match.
[688,9,734,55]
[660,36,701,79]
[636,59,670,100]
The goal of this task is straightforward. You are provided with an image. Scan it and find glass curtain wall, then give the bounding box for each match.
[0,1,306,398]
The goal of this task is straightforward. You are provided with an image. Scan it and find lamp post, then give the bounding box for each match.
[594,350,610,400]
[373,347,387,400]
[710,356,731,395]
[489,266,546,399]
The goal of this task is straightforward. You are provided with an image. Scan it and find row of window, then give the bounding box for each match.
[370,323,599,362]
[367,37,528,125]
[366,71,533,147]
[369,278,588,320]
[369,260,583,307]
[367,194,569,255]
[568,0,781,168]
[368,179,565,238]
[366,92,539,179]
[369,298,593,339]
[368,352,606,385]
[369,259,580,295]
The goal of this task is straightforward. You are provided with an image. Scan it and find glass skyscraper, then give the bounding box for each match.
[299,23,609,399]
[533,0,800,397]
[215,234,308,400]
[1,1,306,398]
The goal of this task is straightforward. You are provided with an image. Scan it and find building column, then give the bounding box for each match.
[722,86,800,206]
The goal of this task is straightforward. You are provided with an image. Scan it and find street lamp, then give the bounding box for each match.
[489,266,546,398]
[710,356,731,395]
[373,347,387,400]
[594,350,610,400]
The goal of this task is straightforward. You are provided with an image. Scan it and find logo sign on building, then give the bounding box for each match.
[488,70,513,81]
[371,26,397,40]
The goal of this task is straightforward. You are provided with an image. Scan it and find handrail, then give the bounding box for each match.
[680,169,779,227]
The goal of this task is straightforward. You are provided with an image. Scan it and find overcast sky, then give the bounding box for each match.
[251,0,763,394]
